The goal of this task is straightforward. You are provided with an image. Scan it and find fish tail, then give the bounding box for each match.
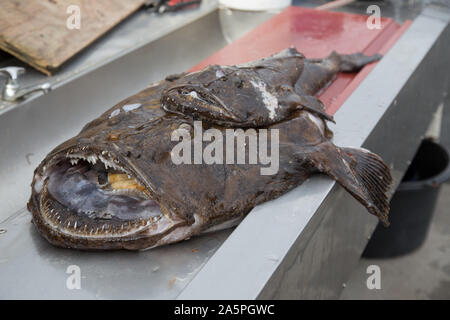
[314,144,392,225]
[337,51,382,72]
[299,52,382,96]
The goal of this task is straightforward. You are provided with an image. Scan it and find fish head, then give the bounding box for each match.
[161,47,305,126]
[161,81,244,123]
[29,141,192,250]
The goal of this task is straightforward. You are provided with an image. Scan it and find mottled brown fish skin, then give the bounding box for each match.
[28,48,390,250]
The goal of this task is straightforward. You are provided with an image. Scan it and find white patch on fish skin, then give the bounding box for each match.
[306,112,325,133]
[109,109,120,118]
[358,147,371,153]
[33,174,44,193]
[346,146,372,154]
[186,91,210,105]
[188,91,201,99]
[249,80,279,120]
[216,69,225,78]
[122,103,141,112]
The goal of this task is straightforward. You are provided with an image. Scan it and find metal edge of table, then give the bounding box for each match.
[178,5,450,299]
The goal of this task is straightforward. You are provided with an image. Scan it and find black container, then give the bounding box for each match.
[363,139,450,258]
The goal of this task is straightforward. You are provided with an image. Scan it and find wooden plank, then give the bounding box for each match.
[0,0,145,75]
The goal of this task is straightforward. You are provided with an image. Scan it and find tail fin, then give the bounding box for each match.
[299,51,382,96]
[313,144,392,225]
[338,52,382,72]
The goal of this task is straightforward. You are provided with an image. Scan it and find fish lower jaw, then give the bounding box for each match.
[40,194,163,239]
[34,150,185,247]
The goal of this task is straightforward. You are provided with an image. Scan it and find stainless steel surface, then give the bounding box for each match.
[0,67,51,102]
[179,6,450,299]
[0,208,231,299]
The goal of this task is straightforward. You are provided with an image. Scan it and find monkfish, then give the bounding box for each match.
[28,48,391,250]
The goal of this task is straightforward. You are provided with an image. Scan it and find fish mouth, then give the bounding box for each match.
[31,146,185,249]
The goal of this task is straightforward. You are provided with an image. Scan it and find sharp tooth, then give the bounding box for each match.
[67,221,71,228]
[87,155,97,164]
[74,221,77,230]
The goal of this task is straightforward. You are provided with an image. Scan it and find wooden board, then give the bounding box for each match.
[0,0,145,75]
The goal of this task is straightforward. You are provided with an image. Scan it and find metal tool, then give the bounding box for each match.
[0,67,51,102]
[145,0,201,13]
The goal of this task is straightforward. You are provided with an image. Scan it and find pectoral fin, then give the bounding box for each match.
[281,93,335,123]
[300,143,392,225]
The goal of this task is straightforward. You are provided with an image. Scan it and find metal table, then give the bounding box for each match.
[1,1,449,299]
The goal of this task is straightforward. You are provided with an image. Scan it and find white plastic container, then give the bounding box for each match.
[218,0,291,11]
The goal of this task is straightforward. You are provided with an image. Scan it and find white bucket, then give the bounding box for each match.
[218,0,291,11]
